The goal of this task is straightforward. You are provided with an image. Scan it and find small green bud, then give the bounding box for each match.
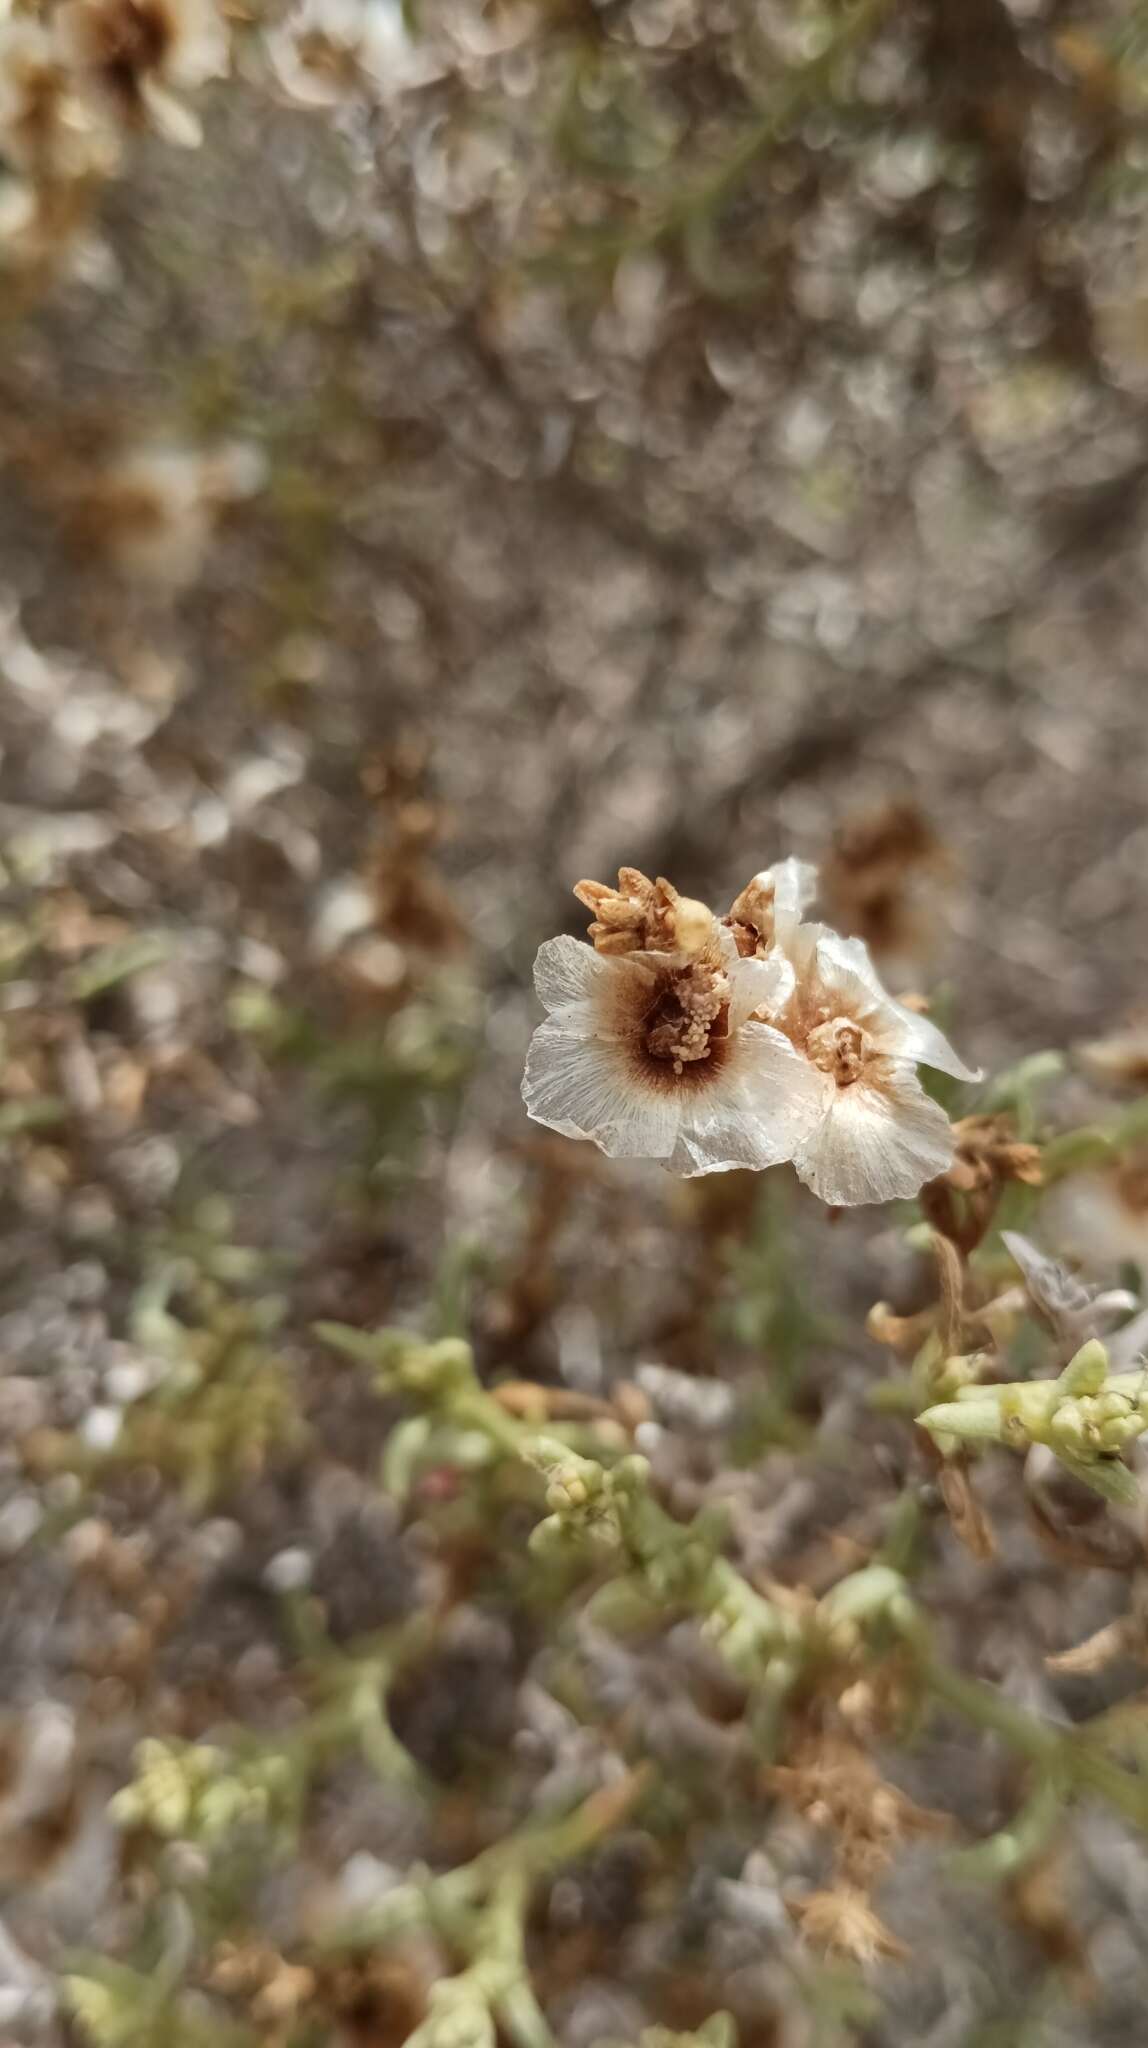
[702,1593,777,1677]
[381,1414,434,1499]
[917,1400,1006,1445]
[412,1978,497,2048]
[610,1453,652,1495]
[818,1564,909,1631]
[1058,1340,1109,1398]
[404,1339,475,1399]
[1048,1401,1090,1456]
[546,1466,595,1513]
[63,1979,119,2047]
[585,1575,660,1635]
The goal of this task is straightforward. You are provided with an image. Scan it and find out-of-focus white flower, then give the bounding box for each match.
[0,170,38,253]
[265,0,439,109]
[0,16,119,270]
[0,1705,118,1938]
[1077,1018,1148,1092]
[1042,1156,1148,1280]
[522,908,818,1178]
[769,922,977,1205]
[0,18,120,183]
[83,440,265,586]
[57,0,228,147]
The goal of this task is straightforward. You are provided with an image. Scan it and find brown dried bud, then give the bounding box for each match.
[574,869,716,958]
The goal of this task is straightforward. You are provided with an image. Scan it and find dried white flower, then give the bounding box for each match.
[768,923,978,1205]
[265,0,438,109]
[522,898,817,1177]
[523,864,979,1205]
[57,0,228,147]
[83,440,265,586]
[0,18,119,183]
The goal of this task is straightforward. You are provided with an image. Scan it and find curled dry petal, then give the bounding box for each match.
[727,856,818,953]
[790,1063,955,1206]
[799,927,980,1082]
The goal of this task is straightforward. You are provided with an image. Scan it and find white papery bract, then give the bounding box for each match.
[770,922,979,1206]
[522,864,979,1206]
[522,931,822,1178]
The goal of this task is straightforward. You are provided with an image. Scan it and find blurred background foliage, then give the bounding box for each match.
[4,0,1148,2042]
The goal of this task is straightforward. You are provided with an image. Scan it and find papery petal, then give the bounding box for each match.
[665,1023,826,1177]
[768,857,819,937]
[810,928,979,1081]
[531,935,658,1039]
[884,1004,981,1084]
[532,934,606,1028]
[792,1064,955,1206]
[361,0,442,88]
[728,950,794,1029]
[522,1022,679,1159]
[139,77,202,144]
[264,26,343,103]
[165,0,229,83]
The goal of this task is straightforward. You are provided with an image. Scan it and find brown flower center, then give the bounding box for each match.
[805,1015,867,1087]
[294,28,361,82]
[642,963,729,1077]
[91,0,171,98]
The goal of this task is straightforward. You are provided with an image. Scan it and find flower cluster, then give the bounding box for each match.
[522,861,979,1205]
[74,438,266,587]
[0,0,227,270]
[266,0,438,111]
[918,1335,1148,1506]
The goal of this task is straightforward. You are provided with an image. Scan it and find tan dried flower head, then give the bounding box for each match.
[57,0,227,146]
[821,799,950,976]
[574,867,713,958]
[920,1111,1044,1253]
[769,1729,948,1887]
[0,19,120,184]
[1078,1016,1148,1091]
[790,1885,906,1966]
[947,1114,1043,1194]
